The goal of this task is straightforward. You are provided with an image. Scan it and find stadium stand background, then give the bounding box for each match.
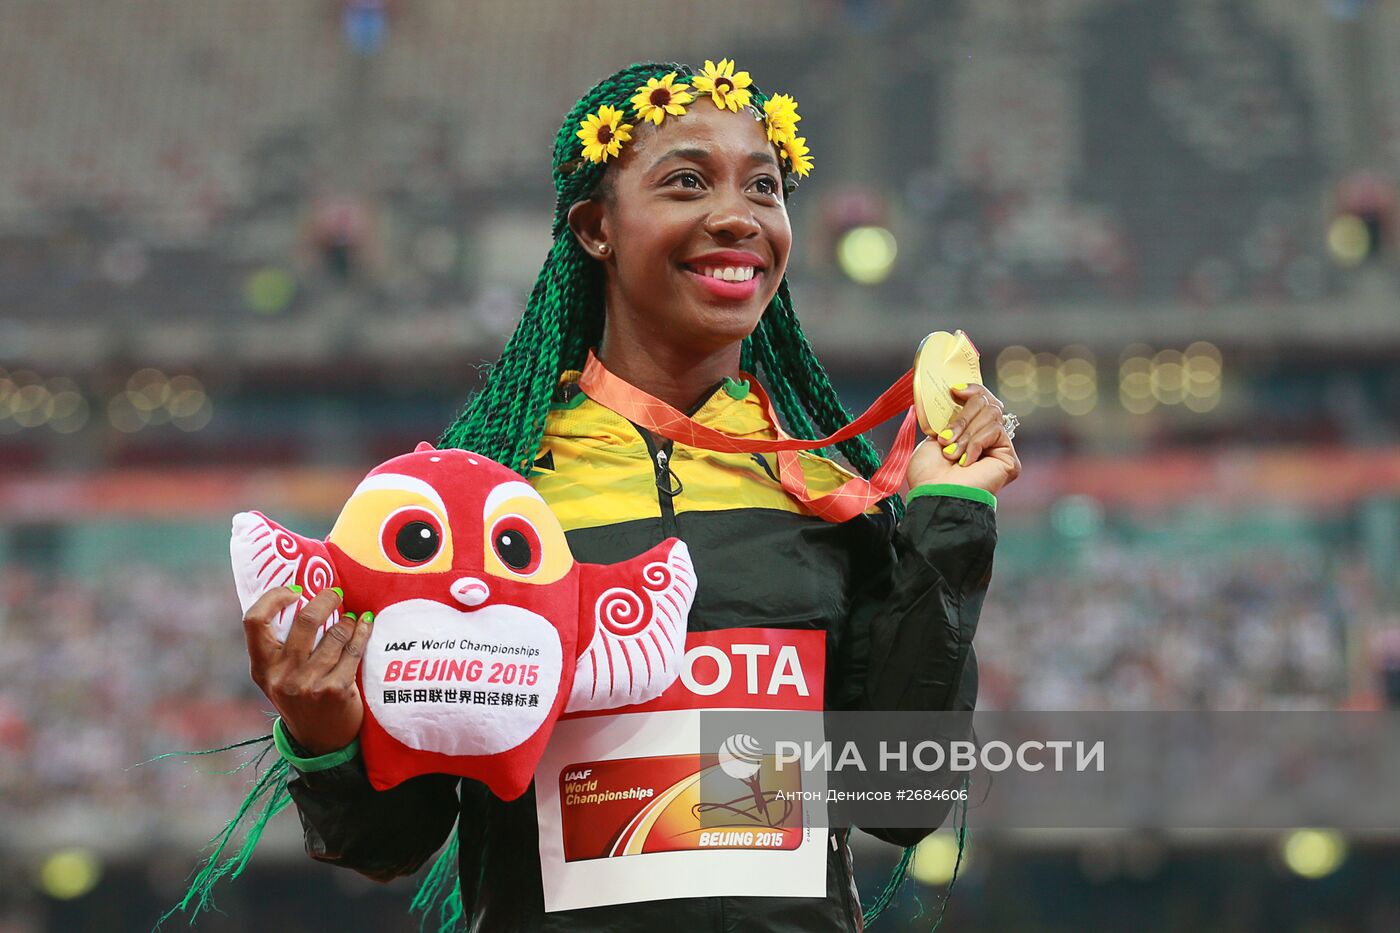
[3,1,1400,930]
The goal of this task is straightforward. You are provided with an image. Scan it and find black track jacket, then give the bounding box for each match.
[284,372,997,932]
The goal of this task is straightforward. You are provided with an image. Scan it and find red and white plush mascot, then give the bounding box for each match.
[230,443,694,800]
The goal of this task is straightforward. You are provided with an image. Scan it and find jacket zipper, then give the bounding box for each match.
[635,424,682,539]
[625,381,722,542]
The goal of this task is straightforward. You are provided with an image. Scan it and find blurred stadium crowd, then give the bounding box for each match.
[0,563,267,824]
[0,0,1395,327]
[978,545,1362,711]
[0,538,1379,829]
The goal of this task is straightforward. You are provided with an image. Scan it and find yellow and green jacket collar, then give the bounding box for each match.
[531,370,876,531]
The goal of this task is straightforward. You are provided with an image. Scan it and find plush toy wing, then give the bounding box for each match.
[566,539,695,712]
[230,510,343,643]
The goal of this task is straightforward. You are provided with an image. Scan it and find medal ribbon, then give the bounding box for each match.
[578,349,922,522]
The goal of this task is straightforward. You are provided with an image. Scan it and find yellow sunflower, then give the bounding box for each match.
[576,105,633,163]
[691,58,754,112]
[762,93,801,146]
[630,72,695,125]
[779,134,813,178]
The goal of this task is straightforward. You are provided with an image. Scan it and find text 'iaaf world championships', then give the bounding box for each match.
[774,739,1106,773]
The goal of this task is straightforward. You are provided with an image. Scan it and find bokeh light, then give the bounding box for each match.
[1326,214,1370,266]
[49,390,90,433]
[167,375,206,414]
[1118,342,1223,414]
[995,345,1036,408]
[1058,345,1098,416]
[108,391,149,432]
[11,383,53,427]
[1183,341,1223,412]
[0,369,15,435]
[172,396,214,431]
[1280,829,1347,879]
[996,345,1100,414]
[1120,346,1157,414]
[105,371,212,432]
[127,368,171,411]
[243,266,297,314]
[836,226,898,285]
[1150,349,1186,406]
[1033,353,1059,409]
[38,848,102,900]
[910,831,964,887]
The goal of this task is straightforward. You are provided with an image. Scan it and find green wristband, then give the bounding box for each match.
[272,717,360,772]
[907,483,997,511]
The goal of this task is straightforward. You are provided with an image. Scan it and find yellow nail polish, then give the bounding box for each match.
[959,453,968,466]
[942,443,958,455]
[938,429,954,440]
[952,383,968,391]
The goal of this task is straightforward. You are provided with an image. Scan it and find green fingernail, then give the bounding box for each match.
[343,612,357,622]
[331,586,344,598]
[361,611,374,624]
[286,584,303,594]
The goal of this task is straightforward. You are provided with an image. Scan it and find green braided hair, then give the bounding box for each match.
[415,60,921,932]
[437,60,901,521]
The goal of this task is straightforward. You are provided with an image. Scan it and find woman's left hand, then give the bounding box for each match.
[906,383,1022,495]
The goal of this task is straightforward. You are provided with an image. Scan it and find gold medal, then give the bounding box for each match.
[913,329,983,437]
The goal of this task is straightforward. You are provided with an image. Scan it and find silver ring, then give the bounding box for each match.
[1001,411,1019,441]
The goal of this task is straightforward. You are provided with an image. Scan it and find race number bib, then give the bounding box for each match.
[534,628,828,911]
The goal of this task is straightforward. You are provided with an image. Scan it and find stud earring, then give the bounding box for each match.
[598,244,611,255]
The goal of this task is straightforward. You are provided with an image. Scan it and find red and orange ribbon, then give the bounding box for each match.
[578,350,921,523]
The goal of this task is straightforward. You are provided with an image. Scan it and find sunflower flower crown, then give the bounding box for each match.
[574,58,813,183]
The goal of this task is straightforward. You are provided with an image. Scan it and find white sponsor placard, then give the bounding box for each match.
[534,628,828,911]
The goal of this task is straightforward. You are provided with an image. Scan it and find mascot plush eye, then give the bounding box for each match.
[326,473,454,574]
[481,481,572,585]
[381,507,444,566]
[490,517,542,574]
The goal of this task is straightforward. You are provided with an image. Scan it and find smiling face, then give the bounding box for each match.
[568,101,793,358]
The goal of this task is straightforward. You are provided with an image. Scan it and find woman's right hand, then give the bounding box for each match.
[242,585,373,756]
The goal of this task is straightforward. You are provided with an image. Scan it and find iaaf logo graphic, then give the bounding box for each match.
[692,733,795,832]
